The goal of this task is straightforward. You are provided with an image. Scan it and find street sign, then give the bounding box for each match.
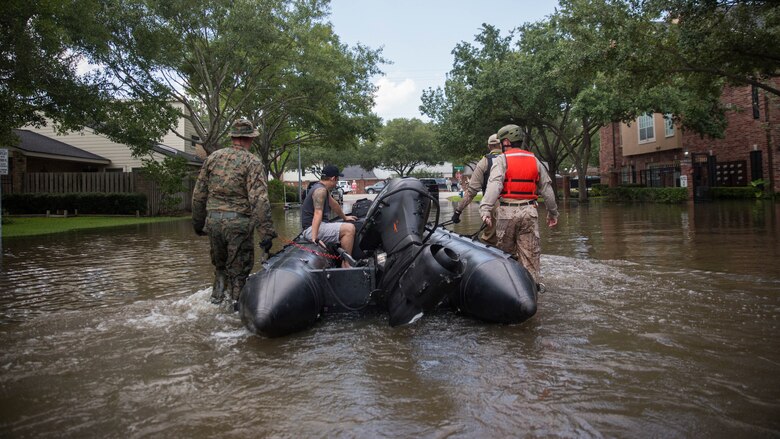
[0,149,8,175]
[453,165,464,171]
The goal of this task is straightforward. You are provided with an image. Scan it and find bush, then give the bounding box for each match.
[710,186,758,199]
[590,183,608,197]
[605,186,687,203]
[267,179,300,203]
[4,193,147,215]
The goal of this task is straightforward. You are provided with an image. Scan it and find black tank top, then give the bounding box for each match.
[300,181,331,229]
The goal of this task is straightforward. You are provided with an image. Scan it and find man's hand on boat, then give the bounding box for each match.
[482,214,492,228]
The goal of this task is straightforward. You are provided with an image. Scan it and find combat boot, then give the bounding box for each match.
[210,270,228,304]
[229,278,244,312]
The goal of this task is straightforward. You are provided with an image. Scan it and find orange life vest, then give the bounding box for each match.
[501,148,539,200]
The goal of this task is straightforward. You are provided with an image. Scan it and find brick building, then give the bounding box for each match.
[599,81,779,200]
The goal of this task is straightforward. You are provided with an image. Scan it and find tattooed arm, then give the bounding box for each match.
[310,187,328,242]
[328,193,358,222]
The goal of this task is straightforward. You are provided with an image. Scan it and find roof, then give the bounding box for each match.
[152,143,203,166]
[341,165,377,180]
[12,129,111,164]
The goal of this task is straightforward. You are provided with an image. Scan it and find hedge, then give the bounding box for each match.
[3,193,147,215]
[604,186,688,203]
[710,186,760,199]
[267,179,301,203]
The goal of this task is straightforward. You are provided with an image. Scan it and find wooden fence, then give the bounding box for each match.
[24,172,135,193]
[21,172,193,216]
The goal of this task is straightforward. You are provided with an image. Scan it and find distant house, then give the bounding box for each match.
[0,103,204,214]
[599,80,780,200]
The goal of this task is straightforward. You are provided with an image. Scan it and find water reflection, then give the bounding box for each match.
[0,198,778,437]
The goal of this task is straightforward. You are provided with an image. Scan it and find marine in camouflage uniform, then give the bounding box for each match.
[479,124,558,285]
[450,134,502,245]
[192,118,276,305]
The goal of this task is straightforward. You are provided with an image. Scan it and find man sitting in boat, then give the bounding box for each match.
[301,165,358,268]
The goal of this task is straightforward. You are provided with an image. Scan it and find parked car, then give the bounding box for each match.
[418,178,440,198]
[336,180,353,193]
[364,181,387,194]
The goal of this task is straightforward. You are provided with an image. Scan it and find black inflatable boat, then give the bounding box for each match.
[240,178,538,337]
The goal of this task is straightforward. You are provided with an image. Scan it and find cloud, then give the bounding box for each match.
[374,77,422,121]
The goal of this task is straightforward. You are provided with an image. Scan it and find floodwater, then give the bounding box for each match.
[1,197,778,438]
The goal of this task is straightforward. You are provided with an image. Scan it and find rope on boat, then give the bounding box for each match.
[281,237,342,261]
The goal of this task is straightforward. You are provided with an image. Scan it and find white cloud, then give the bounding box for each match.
[373,77,422,121]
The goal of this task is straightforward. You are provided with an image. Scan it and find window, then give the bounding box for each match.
[638,113,655,143]
[664,114,675,137]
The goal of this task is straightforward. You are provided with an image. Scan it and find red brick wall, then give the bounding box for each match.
[599,80,780,194]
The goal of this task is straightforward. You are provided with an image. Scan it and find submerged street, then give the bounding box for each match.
[1,199,778,437]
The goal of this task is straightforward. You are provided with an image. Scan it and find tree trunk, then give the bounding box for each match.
[578,119,592,202]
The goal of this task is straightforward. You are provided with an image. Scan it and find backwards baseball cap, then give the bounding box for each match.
[321,164,343,178]
[230,118,259,138]
[488,134,500,145]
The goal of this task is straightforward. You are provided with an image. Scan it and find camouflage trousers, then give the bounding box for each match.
[494,204,541,283]
[206,216,254,301]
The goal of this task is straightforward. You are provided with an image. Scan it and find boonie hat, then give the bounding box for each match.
[488,134,500,145]
[230,118,260,138]
[322,164,343,178]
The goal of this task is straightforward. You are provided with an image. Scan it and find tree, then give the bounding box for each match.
[641,0,780,97]
[358,118,442,178]
[246,4,383,180]
[421,25,574,197]
[0,0,168,146]
[93,0,299,157]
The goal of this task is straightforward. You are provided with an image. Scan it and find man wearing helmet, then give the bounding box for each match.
[479,124,558,287]
[192,118,277,307]
[450,133,503,245]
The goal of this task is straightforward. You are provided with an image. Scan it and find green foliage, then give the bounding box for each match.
[140,156,189,214]
[358,118,443,177]
[3,216,184,238]
[590,183,608,197]
[711,186,761,200]
[0,0,110,145]
[605,186,687,203]
[641,0,780,97]
[266,180,301,204]
[267,179,284,204]
[0,0,179,149]
[4,193,147,215]
[750,179,766,198]
[408,170,441,178]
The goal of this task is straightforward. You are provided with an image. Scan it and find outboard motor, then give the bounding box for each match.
[360,178,462,326]
[387,244,463,326]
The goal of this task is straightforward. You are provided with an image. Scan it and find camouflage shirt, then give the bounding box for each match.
[192,146,275,238]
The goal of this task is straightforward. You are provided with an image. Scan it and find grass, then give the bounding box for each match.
[1,216,188,238]
[447,194,483,202]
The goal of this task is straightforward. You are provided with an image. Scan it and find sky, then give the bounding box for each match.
[328,0,562,122]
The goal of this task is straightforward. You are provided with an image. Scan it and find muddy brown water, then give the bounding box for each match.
[1,198,778,437]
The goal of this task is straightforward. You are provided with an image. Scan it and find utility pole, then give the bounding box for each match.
[0,148,8,265]
[297,140,302,202]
